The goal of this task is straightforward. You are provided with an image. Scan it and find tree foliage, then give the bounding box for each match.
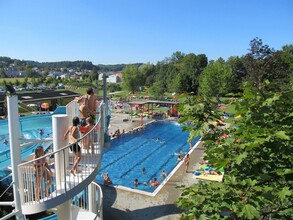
[198,58,234,97]
[176,83,293,219]
[121,65,144,93]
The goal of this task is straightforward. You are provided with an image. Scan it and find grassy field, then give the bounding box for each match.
[0,78,31,85]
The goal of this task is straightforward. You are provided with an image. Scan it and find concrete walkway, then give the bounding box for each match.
[102,113,205,220]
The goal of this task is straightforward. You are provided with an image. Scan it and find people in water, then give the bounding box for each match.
[174,150,186,156]
[38,128,44,135]
[3,138,8,145]
[177,155,183,161]
[133,178,139,187]
[161,170,167,178]
[149,178,159,187]
[149,137,164,143]
[143,177,159,187]
[142,167,146,174]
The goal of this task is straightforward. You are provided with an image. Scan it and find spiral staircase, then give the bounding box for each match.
[15,101,106,219]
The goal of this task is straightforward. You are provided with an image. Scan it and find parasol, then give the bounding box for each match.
[41,103,50,109]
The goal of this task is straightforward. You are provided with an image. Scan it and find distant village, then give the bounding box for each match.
[1,63,122,82]
[0,60,123,94]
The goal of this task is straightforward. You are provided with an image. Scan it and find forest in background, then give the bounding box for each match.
[121,38,292,99]
[0,56,142,72]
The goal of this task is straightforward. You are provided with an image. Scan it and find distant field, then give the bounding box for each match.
[0,78,30,84]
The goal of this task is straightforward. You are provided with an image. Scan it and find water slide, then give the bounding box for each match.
[0,106,66,172]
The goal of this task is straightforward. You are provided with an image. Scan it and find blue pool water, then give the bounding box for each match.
[0,113,199,194]
[97,121,200,193]
[0,114,53,170]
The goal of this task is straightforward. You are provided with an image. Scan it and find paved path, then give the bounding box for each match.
[102,113,205,220]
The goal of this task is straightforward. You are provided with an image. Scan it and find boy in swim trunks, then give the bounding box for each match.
[64,116,82,175]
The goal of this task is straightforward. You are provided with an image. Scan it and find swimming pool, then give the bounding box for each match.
[97,121,200,193]
[0,114,53,170]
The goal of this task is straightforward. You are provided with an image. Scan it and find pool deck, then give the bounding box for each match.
[102,113,205,220]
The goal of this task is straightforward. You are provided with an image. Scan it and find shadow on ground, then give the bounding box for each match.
[103,204,182,220]
[101,185,182,220]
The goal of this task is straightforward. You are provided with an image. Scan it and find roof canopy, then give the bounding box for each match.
[0,90,81,104]
[127,100,179,106]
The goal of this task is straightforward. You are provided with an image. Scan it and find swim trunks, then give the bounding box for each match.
[70,143,81,153]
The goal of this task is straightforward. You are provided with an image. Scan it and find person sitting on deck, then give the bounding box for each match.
[102,173,113,185]
[204,167,222,176]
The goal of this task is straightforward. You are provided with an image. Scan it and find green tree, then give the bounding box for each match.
[139,62,155,87]
[198,58,234,97]
[242,38,276,91]
[178,53,208,93]
[176,83,293,219]
[272,44,293,91]
[226,56,247,93]
[149,81,165,100]
[122,65,143,93]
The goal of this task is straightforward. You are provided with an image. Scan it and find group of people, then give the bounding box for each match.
[176,152,190,173]
[63,88,98,175]
[132,168,168,188]
[101,167,168,188]
[110,129,126,139]
[102,153,191,189]
[75,87,98,124]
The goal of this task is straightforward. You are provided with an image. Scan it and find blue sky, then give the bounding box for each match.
[0,0,292,65]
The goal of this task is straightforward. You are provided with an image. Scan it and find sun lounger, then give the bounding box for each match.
[193,171,224,182]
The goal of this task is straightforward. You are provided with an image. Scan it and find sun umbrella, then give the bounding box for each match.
[41,103,50,109]
[219,105,227,110]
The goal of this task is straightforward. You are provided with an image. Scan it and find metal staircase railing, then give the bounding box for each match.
[17,102,106,215]
[71,181,104,220]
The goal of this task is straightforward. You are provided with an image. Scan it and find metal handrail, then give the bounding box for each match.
[17,102,106,215]
[92,181,103,220]
[70,181,104,220]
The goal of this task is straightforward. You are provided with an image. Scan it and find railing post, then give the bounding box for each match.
[100,104,105,147]
[52,114,72,220]
[52,115,69,188]
[88,183,95,213]
[7,95,25,220]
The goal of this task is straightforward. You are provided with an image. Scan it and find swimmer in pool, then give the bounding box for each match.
[133,178,138,187]
[174,150,186,156]
[39,128,44,135]
[161,170,167,178]
[3,138,8,145]
[149,178,159,187]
